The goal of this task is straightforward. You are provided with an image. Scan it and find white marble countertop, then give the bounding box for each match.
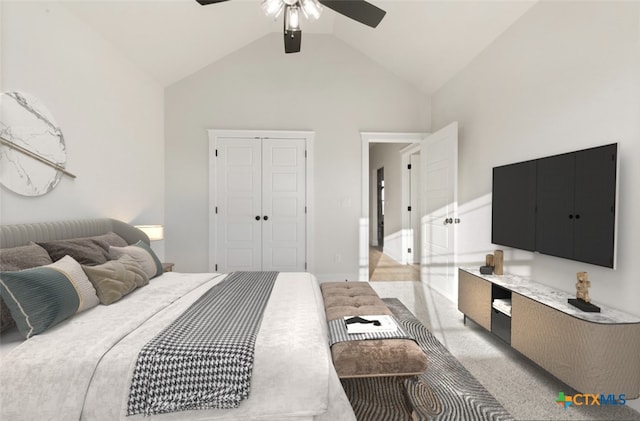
[460,268,640,324]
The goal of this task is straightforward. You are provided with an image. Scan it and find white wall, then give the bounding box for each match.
[0,2,164,239]
[165,33,430,278]
[431,1,640,318]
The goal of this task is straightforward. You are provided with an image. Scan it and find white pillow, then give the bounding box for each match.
[56,255,101,312]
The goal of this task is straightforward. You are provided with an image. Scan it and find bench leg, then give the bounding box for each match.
[402,375,442,419]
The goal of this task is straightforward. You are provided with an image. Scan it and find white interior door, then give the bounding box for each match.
[214,136,307,273]
[216,138,262,272]
[410,153,421,264]
[420,122,459,301]
[262,139,306,271]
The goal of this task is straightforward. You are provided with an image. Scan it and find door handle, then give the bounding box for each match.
[263,216,269,221]
[255,216,261,221]
[443,218,453,225]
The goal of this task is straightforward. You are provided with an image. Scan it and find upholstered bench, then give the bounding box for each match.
[320,281,428,378]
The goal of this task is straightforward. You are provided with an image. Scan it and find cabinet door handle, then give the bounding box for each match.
[443,218,453,225]
[255,216,261,221]
[263,215,269,221]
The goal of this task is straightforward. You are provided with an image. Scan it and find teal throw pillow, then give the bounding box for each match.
[0,255,100,338]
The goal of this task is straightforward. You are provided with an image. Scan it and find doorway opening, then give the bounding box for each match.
[359,132,426,282]
[376,167,384,248]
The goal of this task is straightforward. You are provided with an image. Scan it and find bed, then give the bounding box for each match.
[0,218,355,421]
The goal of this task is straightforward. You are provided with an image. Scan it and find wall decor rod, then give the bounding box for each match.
[0,136,76,179]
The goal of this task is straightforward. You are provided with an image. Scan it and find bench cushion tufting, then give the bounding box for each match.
[320,282,428,378]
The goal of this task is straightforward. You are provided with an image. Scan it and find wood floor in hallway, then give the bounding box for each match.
[369,246,420,282]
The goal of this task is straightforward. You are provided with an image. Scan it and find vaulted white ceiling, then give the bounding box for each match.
[61,0,536,95]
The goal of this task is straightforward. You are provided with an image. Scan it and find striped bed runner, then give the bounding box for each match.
[127,271,278,416]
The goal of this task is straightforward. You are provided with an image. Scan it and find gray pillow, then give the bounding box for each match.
[0,242,53,271]
[82,255,149,305]
[38,237,112,266]
[36,232,128,266]
[0,242,54,332]
[92,232,128,248]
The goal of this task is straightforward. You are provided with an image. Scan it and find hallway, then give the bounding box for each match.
[369,247,420,282]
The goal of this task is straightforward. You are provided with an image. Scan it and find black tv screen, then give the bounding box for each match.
[491,160,537,251]
[491,143,617,268]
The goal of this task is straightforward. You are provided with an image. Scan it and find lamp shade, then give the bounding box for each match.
[135,225,164,241]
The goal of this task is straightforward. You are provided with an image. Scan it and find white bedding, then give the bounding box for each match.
[0,272,355,421]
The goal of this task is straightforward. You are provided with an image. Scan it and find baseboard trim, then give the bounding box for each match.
[316,273,360,283]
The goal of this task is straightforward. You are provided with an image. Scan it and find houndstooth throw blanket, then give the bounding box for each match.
[127,271,278,416]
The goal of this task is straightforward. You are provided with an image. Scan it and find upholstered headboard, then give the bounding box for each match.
[0,218,149,249]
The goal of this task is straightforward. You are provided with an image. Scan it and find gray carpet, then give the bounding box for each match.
[341,298,513,421]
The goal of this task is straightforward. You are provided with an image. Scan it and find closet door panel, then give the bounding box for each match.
[216,138,262,272]
[262,139,306,272]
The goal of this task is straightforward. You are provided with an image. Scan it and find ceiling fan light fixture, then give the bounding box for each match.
[285,5,300,30]
[197,0,386,54]
[262,0,284,18]
[300,0,322,20]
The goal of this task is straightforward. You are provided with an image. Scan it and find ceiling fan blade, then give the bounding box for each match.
[284,29,302,54]
[319,0,386,28]
[195,0,230,5]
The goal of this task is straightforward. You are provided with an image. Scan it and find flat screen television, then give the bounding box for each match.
[491,143,618,268]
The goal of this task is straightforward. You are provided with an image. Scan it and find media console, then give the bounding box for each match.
[458,268,640,398]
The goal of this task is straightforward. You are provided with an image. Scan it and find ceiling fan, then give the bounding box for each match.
[195,0,386,54]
